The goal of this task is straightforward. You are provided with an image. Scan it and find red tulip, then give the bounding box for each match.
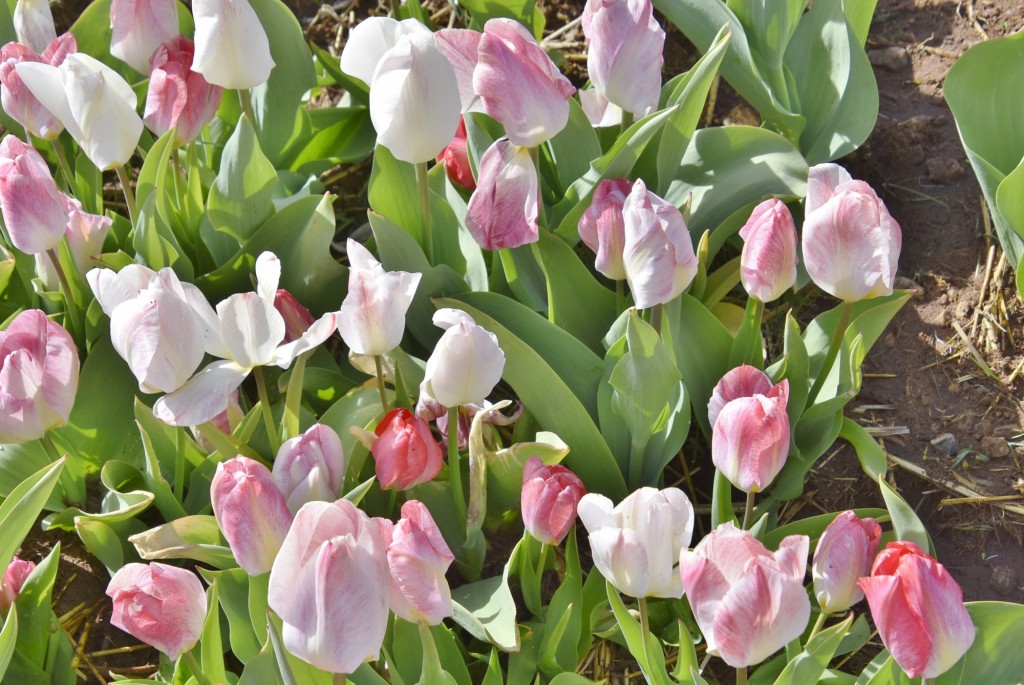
[812,510,882,613]
[143,36,222,146]
[273,288,315,344]
[521,456,586,545]
[439,117,476,190]
[372,407,443,490]
[739,198,798,303]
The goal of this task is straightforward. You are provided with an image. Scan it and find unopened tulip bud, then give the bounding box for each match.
[144,36,222,146]
[578,178,631,280]
[1,556,35,612]
[13,0,56,53]
[711,373,790,494]
[191,0,275,89]
[109,0,179,74]
[582,0,664,117]
[340,17,431,86]
[35,194,112,290]
[274,289,315,343]
[422,309,505,408]
[0,135,68,254]
[466,138,539,250]
[273,424,346,514]
[739,198,798,302]
[812,510,882,614]
[521,456,586,546]
[371,408,443,490]
[439,117,475,190]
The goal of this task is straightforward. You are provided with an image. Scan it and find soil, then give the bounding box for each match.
[12,0,1024,683]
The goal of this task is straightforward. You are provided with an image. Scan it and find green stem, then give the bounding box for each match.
[615,279,626,313]
[650,303,663,334]
[638,597,656,679]
[416,162,433,263]
[333,674,347,685]
[46,247,81,344]
[628,439,645,490]
[806,611,828,644]
[374,355,389,411]
[447,406,467,526]
[530,241,555,324]
[113,163,137,227]
[254,366,280,455]
[183,650,213,685]
[806,301,854,406]
[741,490,756,530]
[619,110,635,138]
[239,88,255,124]
[50,139,78,196]
[173,428,185,502]
[736,665,748,685]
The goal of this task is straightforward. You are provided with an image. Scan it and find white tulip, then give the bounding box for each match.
[422,309,505,408]
[191,0,275,89]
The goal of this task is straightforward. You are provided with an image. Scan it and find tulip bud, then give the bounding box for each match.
[376,500,455,625]
[812,511,882,614]
[1,556,35,613]
[109,0,180,74]
[371,408,443,490]
[272,424,346,514]
[0,34,75,141]
[144,36,222,146]
[211,456,294,575]
[582,0,664,117]
[739,198,798,302]
[521,456,586,546]
[465,138,539,250]
[191,0,275,90]
[439,117,475,190]
[35,194,112,291]
[13,0,56,53]
[0,135,68,254]
[422,309,505,408]
[273,288,315,343]
[0,309,78,444]
[858,541,975,679]
[106,562,207,659]
[578,178,631,280]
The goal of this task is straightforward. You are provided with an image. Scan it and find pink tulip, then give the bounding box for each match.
[35,193,112,291]
[680,523,811,668]
[473,19,575,148]
[622,179,698,309]
[582,0,664,117]
[465,138,539,250]
[0,134,68,254]
[272,424,346,514]
[739,198,798,302]
[106,562,207,659]
[268,499,390,674]
[858,541,975,679]
[13,0,56,53]
[812,511,882,614]
[376,500,455,625]
[211,456,294,575]
[0,556,35,612]
[143,36,222,146]
[803,163,901,302]
[521,456,586,546]
[0,309,78,444]
[371,407,443,490]
[110,0,179,74]
[706,364,775,429]
[273,288,315,343]
[578,178,631,280]
[0,35,75,141]
[439,117,475,190]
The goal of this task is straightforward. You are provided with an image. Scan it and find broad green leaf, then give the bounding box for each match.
[451,569,520,652]
[934,602,1024,685]
[772,614,853,685]
[460,0,544,37]
[200,580,229,685]
[763,508,888,550]
[309,43,369,106]
[547,98,603,192]
[540,528,585,675]
[666,294,733,436]
[199,568,261,665]
[731,0,807,73]
[75,519,128,575]
[206,114,277,246]
[12,545,63,668]
[838,417,887,480]
[137,418,188,522]
[43,460,154,531]
[136,128,177,210]
[877,477,932,554]
[369,145,424,246]
[843,0,878,47]
[0,605,16,680]
[0,459,64,568]
[288,107,376,173]
[0,441,62,511]
[319,387,385,492]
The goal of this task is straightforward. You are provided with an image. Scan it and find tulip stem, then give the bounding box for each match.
[615,280,626,313]
[113,163,137,228]
[416,162,433,263]
[50,139,78,197]
[736,665,748,685]
[650,303,663,334]
[174,428,185,502]
[239,89,256,125]
[638,597,657,679]
[332,674,346,685]
[741,490,756,530]
[806,611,828,644]
[254,366,281,454]
[45,247,82,345]
[447,406,467,526]
[806,301,854,407]
[374,355,389,411]
[183,650,213,685]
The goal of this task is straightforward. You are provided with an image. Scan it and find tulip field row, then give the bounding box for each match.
[0,0,1022,683]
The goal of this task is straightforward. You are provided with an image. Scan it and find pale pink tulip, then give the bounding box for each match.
[13,0,56,53]
[0,34,75,141]
[803,163,901,302]
[376,500,455,625]
[582,0,664,117]
[465,138,538,250]
[706,364,775,429]
[812,510,881,614]
[338,239,421,356]
[0,134,67,254]
[578,487,694,598]
[106,562,207,659]
[340,17,430,86]
[0,556,35,612]
[521,456,586,546]
[191,0,275,89]
[272,424,346,514]
[143,36,222,145]
[578,177,631,280]
[438,117,475,190]
[0,309,78,444]
[35,193,112,291]
[858,541,975,679]
[268,499,389,674]
[273,289,315,343]
[371,407,443,490]
[680,523,811,668]
[422,309,505,409]
[739,198,798,302]
[109,0,179,74]
[434,28,482,112]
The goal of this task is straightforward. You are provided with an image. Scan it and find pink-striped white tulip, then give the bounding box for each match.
[192,0,275,89]
[13,0,56,53]
[680,523,811,668]
[268,499,390,674]
[422,308,505,409]
[0,135,67,254]
[473,19,575,148]
[109,0,179,74]
[340,17,430,86]
[144,36,222,146]
[803,163,901,302]
[338,239,421,356]
[706,364,775,429]
[578,177,631,280]
[812,510,882,614]
[434,28,482,112]
[371,407,443,490]
[35,193,112,290]
[521,456,586,546]
[272,424,346,514]
[106,562,207,659]
[739,198,798,302]
[578,487,694,598]
[211,456,293,575]
[465,138,538,250]
[622,179,698,309]
[0,35,75,141]
[582,0,664,117]
[376,500,455,625]
[858,541,975,679]
[0,556,35,612]
[0,309,78,444]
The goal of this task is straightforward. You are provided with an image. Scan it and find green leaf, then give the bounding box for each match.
[288,107,376,173]
[12,545,63,668]
[772,614,853,685]
[540,529,585,675]
[309,42,369,106]
[75,519,127,575]
[43,460,154,531]
[546,98,604,192]
[200,580,229,685]
[451,570,520,652]
[762,508,888,550]
[129,516,236,569]
[206,114,277,247]
[199,569,261,665]
[605,584,674,685]
[732,0,807,73]
[0,604,17,681]
[665,294,733,436]
[877,477,932,554]
[133,185,194,279]
[838,417,887,480]
[0,459,64,569]
[369,145,424,246]
[136,418,188,522]
[319,387,384,492]
[934,602,1024,684]
[843,0,878,47]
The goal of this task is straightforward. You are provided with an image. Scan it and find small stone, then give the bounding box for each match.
[884,332,897,348]
[990,564,1019,597]
[926,158,966,184]
[980,436,1010,458]
[868,46,910,71]
[947,382,961,395]
[930,433,958,456]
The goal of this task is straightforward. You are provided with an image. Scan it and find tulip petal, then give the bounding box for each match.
[14,60,81,141]
[271,312,337,367]
[152,360,249,426]
[217,292,285,368]
[192,0,275,89]
[465,139,539,250]
[434,28,483,112]
[707,365,773,429]
[340,17,429,85]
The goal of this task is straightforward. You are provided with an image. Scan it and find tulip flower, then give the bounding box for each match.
[707,364,775,428]
[434,28,482,112]
[88,264,207,394]
[621,179,698,309]
[0,556,36,613]
[521,456,586,546]
[812,511,882,614]
[0,34,76,141]
[143,36,222,146]
[13,0,56,53]
[803,163,902,302]
[16,53,143,171]
[191,0,275,90]
[439,117,475,190]
[339,16,431,86]
[106,562,207,659]
[109,0,179,74]
[739,198,798,303]
[152,252,337,427]
[465,138,539,250]
[268,499,390,674]
[376,500,455,625]
[371,407,443,490]
[273,289,315,343]
[0,309,78,444]
[338,239,421,356]
[0,135,68,254]
[578,487,694,598]
[272,424,346,514]
[35,194,112,291]
[680,523,811,668]
[710,366,790,494]
[578,177,631,280]
[211,456,293,575]
[858,541,975,679]
[582,0,664,118]
[422,308,505,409]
